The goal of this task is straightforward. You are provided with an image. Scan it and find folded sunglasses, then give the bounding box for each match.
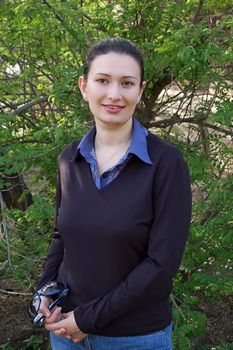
[27,281,70,326]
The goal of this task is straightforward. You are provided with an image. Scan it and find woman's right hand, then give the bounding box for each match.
[39,296,63,324]
[39,295,52,318]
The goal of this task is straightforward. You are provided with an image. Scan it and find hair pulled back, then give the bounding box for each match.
[83,37,144,86]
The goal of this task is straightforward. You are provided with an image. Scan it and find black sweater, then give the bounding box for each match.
[37,131,192,336]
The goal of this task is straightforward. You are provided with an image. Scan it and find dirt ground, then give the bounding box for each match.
[0,278,232,349]
[0,278,49,349]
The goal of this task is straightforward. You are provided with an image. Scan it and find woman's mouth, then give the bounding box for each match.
[102,104,125,113]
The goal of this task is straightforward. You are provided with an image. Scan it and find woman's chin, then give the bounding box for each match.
[94,114,132,127]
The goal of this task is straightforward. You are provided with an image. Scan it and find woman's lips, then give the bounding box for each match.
[102,104,125,113]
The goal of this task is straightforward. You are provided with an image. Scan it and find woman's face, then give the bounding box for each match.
[79,52,146,127]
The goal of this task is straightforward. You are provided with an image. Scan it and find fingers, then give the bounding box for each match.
[72,334,87,343]
[45,311,86,343]
[72,337,82,343]
[54,328,71,338]
[62,311,72,319]
[64,335,72,340]
[45,307,62,324]
[45,317,66,331]
[39,296,52,318]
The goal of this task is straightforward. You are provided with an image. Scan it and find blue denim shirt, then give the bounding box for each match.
[78,118,152,189]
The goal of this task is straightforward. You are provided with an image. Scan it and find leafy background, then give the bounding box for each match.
[0,0,232,349]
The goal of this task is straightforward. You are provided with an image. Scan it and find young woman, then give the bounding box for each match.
[37,37,192,350]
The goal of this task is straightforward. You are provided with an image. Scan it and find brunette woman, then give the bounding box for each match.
[37,37,192,350]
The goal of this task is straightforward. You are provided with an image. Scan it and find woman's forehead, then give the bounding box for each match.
[89,52,141,78]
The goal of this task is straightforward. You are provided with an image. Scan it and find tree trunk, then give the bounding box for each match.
[0,173,33,211]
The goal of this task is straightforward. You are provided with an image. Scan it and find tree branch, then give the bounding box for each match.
[42,0,65,23]
[192,0,205,25]
[0,288,31,296]
[143,76,173,120]
[199,121,233,136]
[149,114,233,136]
[8,95,48,116]
[0,192,12,270]
[58,0,108,32]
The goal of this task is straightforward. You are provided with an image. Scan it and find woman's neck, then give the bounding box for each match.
[94,118,133,175]
[94,118,133,147]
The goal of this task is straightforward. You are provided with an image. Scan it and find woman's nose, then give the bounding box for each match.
[107,83,122,100]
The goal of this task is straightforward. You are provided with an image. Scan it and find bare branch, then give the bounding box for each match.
[200,121,233,136]
[0,192,12,270]
[41,0,65,23]
[0,288,31,296]
[0,172,23,180]
[143,76,173,119]
[149,114,233,137]
[8,95,48,116]
[192,0,205,25]
[170,294,187,321]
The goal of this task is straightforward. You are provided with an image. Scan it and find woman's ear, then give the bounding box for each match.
[78,76,88,101]
[142,80,147,89]
[138,80,147,103]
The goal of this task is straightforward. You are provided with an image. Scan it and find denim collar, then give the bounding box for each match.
[73,117,153,165]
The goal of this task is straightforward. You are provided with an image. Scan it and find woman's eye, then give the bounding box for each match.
[122,81,134,87]
[96,79,108,84]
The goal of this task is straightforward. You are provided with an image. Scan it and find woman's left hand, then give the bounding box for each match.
[45,311,87,343]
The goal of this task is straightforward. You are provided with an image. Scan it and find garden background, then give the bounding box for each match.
[0,0,232,349]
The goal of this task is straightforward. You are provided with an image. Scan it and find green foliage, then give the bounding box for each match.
[0,343,14,350]
[0,335,49,350]
[197,340,233,350]
[0,196,53,286]
[172,305,207,350]
[171,128,232,349]
[21,335,45,350]
[0,0,232,348]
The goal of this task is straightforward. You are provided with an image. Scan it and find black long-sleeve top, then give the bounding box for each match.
[37,131,192,336]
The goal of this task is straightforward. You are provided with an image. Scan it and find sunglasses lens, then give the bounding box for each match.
[28,294,40,320]
[40,281,65,296]
[27,282,70,325]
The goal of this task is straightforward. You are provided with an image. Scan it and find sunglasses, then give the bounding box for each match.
[27,281,70,326]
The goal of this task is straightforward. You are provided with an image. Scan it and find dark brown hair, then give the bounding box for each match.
[83,37,144,86]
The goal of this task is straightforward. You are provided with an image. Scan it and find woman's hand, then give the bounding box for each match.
[45,311,87,343]
[39,295,52,318]
[39,296,63,324]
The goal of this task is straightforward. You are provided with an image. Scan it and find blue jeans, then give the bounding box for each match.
[50,324,172,350]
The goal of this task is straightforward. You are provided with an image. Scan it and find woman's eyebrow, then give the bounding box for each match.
[95,73,110,76]
[122,75,138,80]
[95,73,138,80]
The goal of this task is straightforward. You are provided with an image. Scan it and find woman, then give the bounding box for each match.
[37,37,192,349]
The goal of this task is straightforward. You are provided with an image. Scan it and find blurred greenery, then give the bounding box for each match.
[0,0,232,349]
